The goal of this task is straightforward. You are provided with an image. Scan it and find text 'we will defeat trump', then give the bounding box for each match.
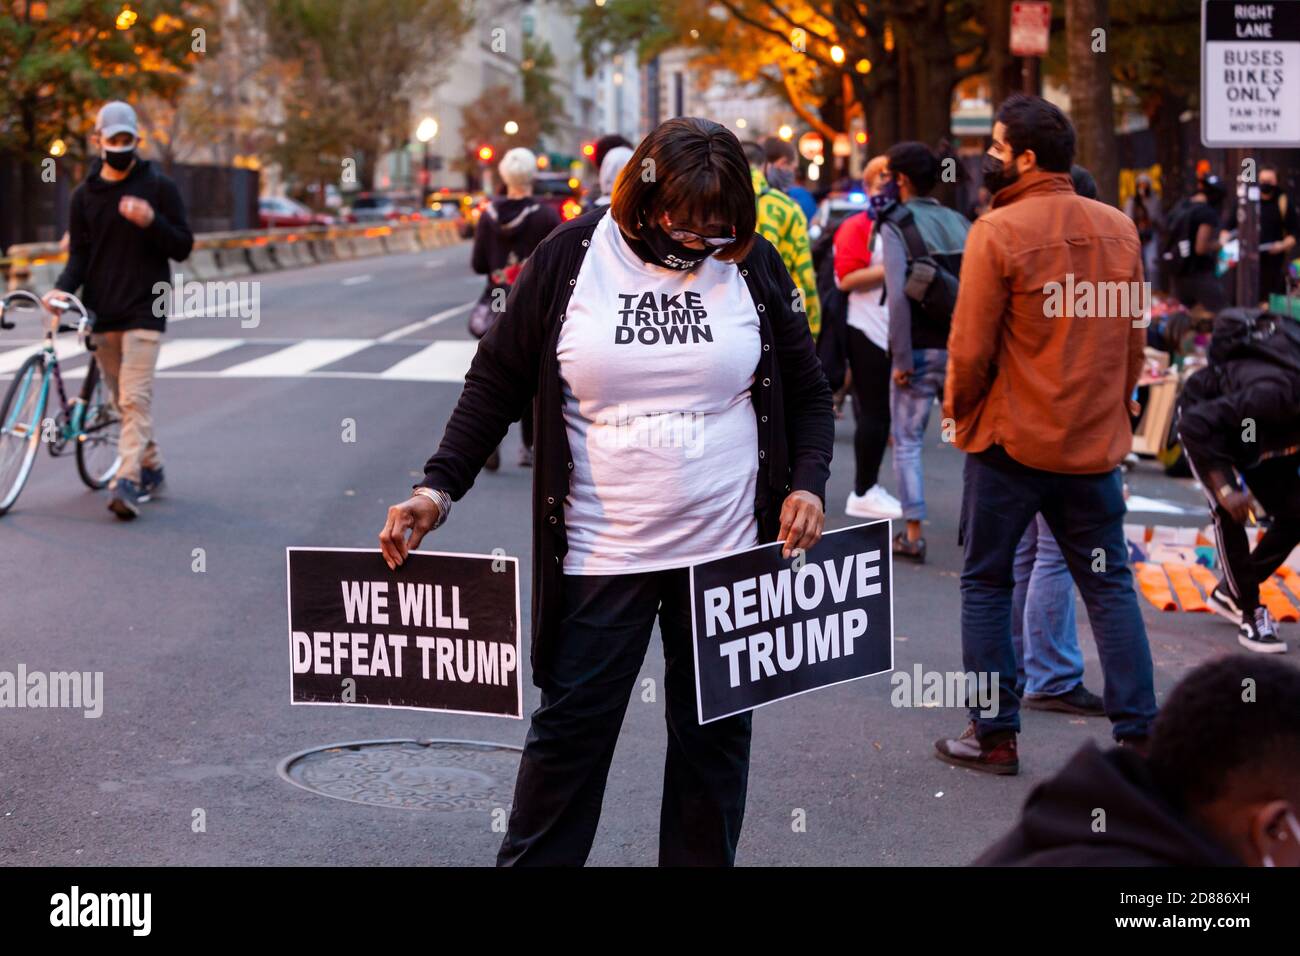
[702,551,882,687]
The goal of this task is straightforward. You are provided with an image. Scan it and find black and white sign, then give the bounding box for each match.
[286,547,522,718]
[690,522,894,724]
[1202,0,1300,147]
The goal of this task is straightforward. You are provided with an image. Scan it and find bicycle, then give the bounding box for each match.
[0,289,122,516]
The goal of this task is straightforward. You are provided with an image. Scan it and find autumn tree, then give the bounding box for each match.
[0,0,216,242]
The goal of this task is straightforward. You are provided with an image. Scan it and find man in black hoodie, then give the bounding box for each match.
[976,655,1300,866]
[46,101,193,519]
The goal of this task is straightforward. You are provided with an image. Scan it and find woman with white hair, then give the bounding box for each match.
[470,146,561,468]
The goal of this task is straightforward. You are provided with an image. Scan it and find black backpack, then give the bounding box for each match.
[1209,308,1300,375]
[879,205,961,332]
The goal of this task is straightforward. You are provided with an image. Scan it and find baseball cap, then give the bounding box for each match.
[95,101,138,140]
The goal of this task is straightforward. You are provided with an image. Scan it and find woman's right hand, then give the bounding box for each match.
[379,495,442,570]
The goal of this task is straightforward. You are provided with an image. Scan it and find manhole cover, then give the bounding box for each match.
[278,738,521,812]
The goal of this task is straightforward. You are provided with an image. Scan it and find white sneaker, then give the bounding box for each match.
[846,485,903,520]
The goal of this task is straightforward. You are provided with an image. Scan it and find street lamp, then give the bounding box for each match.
[504,120,519,136]
[415,116,438,201]
[778,124,793,141]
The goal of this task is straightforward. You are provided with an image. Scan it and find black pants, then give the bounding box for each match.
[1205,451,1300,612]
[497,569,753,866]
[846,327,891,495]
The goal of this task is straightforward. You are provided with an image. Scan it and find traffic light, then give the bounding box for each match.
[478,144,494,162]
[581,142,596,159]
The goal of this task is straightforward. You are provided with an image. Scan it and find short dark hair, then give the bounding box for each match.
[1070,164,1098,199]
[592,134,632,171]
[995,94,1076,173]
[1148,655,1300,810]
[742,140,767,169]
[611,117,757,263]
[886,141,940,196]
[762,136,796,165]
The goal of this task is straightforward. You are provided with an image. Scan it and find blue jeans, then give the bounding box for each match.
[1011,515,1083,697]
[959,446,1156,741]
[890,348,946,522]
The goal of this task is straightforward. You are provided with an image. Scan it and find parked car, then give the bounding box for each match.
[258,196,333,229]
[342,193,418,224]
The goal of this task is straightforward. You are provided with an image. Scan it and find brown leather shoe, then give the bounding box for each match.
[934,721,1020,775]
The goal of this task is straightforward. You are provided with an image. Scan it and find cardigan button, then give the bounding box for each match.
[757,304,765,312]
[761,415,768,423]
[762,377,771,387]
[762,343,770,351]
[582,239,590,246]
[569,279,576,286]
[759,450,766,460]
[547,496,555,505]
[741,269,748,276]
[549,516,557,524]
[567,461,573,470]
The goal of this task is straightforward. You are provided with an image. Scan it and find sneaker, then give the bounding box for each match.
[138,465,165,503]
[1206,581,1243,626]
[934,722,1019,775]
[1024,684,1105,716]
[846,484,903,519]
[108,478,141,521]
[1238,607,1288,654]
[518,445,534,468]
[892,532,926,563]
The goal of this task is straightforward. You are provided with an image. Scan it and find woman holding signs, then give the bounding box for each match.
[379,117,834,866]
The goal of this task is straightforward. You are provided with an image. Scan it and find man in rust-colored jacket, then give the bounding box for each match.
[934,95,1157,776]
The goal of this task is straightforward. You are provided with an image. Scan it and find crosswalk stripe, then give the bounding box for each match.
[0,338,84,373]
[155,338,247,369]
[378,341,479,381]
[218,339,373,377]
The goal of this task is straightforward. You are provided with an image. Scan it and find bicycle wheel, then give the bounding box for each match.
[76,358,122,490]
[0,354,49,515]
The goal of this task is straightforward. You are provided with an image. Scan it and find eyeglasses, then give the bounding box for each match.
[662,215,736,247]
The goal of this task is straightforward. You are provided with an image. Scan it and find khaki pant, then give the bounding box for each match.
[91,329,163,486]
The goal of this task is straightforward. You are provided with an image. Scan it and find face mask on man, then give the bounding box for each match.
[867,180,899,221]
[1260,184,1278,201]
[766,163,795,193]
[640,225,714,270]
[103,144,136,172]
[982,153,1020,196]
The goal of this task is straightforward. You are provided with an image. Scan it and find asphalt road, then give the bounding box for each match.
[0,245,1283,866]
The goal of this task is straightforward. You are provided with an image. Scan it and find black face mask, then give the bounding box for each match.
[637,225,713,270]
[103,146,135,172]
[1260,185,1278,201]
[982,153,1019,196]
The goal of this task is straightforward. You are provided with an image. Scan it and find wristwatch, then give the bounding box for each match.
[411,486,451,529]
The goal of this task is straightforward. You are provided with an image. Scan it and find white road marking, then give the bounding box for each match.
[378,341,479,381]
[219,339,374,377]
[376,300,475,342]
[1126,495,1194,515]
[0,337,84,373]
[154,338,248,369]
[341,274,372,286]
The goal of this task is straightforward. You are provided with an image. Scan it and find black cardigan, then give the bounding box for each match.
[419,208,834,683]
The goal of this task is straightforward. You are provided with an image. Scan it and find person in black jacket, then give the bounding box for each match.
[977,655,1300,866]
[1176,309,1300,653]
[380,117,834,866]
[46,101,193,519]
[470,147,561,469]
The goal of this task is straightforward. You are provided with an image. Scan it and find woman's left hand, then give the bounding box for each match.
[778,490,825,559]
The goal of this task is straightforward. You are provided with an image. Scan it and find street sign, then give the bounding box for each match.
[1010,1,1052,58]
[1201,0,1300,147]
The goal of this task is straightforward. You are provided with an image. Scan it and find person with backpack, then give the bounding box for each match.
[1163,174,1229,313]
[1176,308,1300,654]
[878,141,970,561]
[469,147,561,469]
[832,155,902,520]
[938,95,1157,773]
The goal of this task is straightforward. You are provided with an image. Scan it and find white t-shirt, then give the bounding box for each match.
[557,214,761,574]
[846,229,889,350]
